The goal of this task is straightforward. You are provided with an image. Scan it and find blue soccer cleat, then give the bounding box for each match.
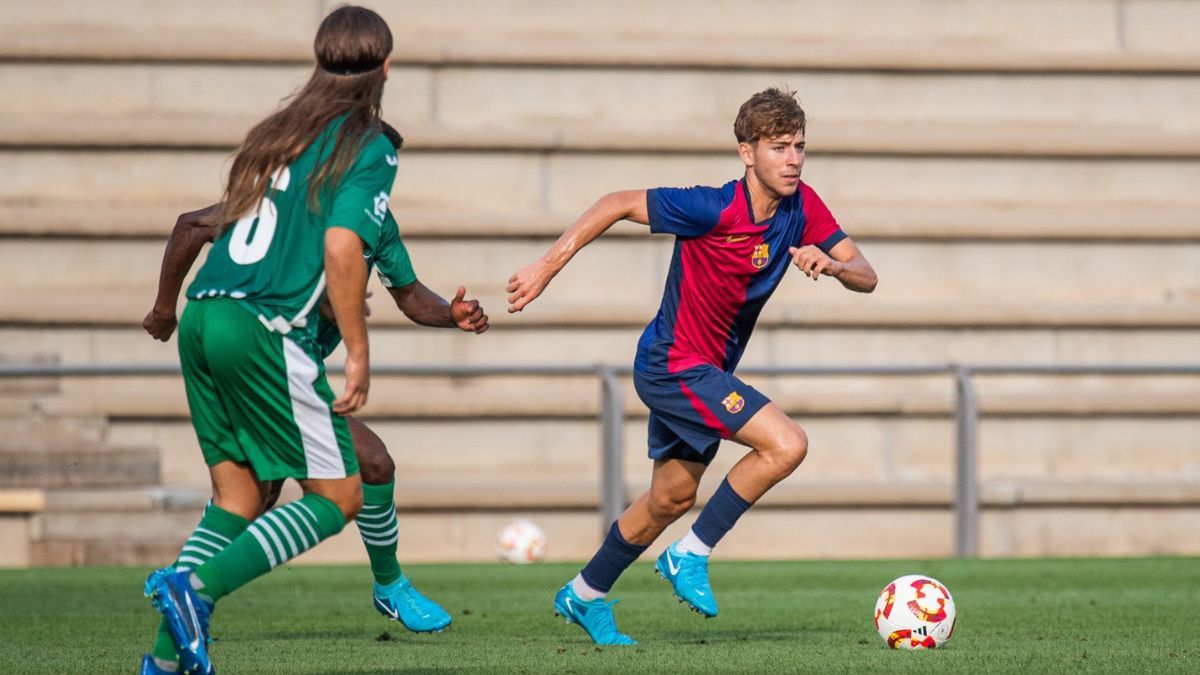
[553,583,637,646]
[373,576,452,633]
[655,543,718,617]
[144,567,215,675]
[139,654,175,675]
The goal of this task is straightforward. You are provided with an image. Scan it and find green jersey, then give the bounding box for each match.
[315,208,417,358]
[187,118,398,354]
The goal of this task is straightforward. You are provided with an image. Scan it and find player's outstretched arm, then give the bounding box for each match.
[506,190,648,313]
[788,237,878,293]
[388,281,489,334]
[326,227,372,415]
[143,203,222,341]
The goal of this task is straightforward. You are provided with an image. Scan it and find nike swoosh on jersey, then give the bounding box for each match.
[725,235,750,243]
[385,155,399,166]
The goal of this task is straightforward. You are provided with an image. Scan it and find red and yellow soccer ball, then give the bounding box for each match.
[874,574,956,649]
[495,518,547,564]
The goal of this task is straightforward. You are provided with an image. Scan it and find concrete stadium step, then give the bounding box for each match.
[26,481,1200,565]
[7,149,1200,212]
[0,445,159,489]
[6,202,1197,243]
[2,150,1198,238]
[3,0,1197,72]
[6,63,1200,158]
[0,413,108,450]
[7,325,1200,370]
[1,238,1196,328]
[15,371,1200,425]
[2,287,1196,330]
[0,488,43,567]
[108,415,1200,493]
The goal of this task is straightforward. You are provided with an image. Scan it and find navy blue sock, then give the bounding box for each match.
[691,477,753,548]
[579,521,648,593]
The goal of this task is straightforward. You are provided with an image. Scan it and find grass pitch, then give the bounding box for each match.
[1,557,1197,673]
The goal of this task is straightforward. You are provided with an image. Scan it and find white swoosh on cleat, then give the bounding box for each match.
[377,598,399,620]
[666,551,681,576]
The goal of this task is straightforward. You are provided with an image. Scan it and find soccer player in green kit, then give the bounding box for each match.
[141,123,489,674]
[137,7,439,674]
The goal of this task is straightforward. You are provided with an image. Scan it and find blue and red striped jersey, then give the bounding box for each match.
[635,178,847,374]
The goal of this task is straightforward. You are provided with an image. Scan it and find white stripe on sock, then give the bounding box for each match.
[180,544,219,559]
[355,509,394,523]
[285,502,321,543]
[248,525,278,569]
[184,537,224,556]
[274,506,312,550]
[254,520,288,565]
[194,526,232,545]
[262,511,300,560]
[355,516,397,533]
[360,532,399,547]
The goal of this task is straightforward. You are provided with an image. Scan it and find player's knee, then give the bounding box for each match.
[648,489,696,522]
[358,448,395,486]
[771,426,808,476]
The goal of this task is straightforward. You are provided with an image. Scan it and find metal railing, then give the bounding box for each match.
[3,361,1198,558]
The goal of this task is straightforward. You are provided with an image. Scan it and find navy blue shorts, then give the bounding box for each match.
[632,365,771,465]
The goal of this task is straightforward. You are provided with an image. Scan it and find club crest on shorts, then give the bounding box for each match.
[722,391,746,413]
[751,243,770,269]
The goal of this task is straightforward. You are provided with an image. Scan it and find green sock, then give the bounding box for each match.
[192,493,346,603]
[356,480,402,586]
[151,502,250,664]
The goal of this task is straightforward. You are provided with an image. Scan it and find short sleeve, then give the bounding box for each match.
[325,133,398,253]
[798,183,848,253]
[374,210,417,289]
[647,185,728,237]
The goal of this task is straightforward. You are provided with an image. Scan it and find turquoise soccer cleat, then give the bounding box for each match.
[145,567,215,675]
[553,583,637,646]
[373,576,452,633]
[655,543,718,617]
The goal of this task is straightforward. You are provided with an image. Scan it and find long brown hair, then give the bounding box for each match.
[216,5,393,227]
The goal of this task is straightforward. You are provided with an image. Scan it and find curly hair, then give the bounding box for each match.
[733,87,806,143]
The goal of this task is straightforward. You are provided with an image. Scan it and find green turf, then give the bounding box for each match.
[1,557,1196,673]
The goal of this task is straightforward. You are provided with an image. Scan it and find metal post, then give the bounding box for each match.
[598,365,626,535]
[953,366,980,558]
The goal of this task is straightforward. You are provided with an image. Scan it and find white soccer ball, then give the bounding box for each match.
[495,518,547,564]
[874,574,956,649]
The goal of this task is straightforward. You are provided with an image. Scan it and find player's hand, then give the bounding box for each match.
[333,352,369,415]
[142,307,178,341]
[450,286,489,334]
[507,260,557,313]
[789,245,844,280]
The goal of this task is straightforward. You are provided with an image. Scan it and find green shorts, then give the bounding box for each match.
[177,298,358,481]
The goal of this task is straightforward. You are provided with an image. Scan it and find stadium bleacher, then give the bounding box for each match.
[1,0,1197,565]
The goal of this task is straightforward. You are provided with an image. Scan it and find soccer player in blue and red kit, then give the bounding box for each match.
[507,88,878,645]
